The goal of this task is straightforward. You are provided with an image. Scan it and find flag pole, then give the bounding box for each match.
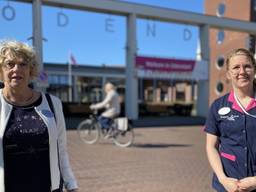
[68,51,72,102]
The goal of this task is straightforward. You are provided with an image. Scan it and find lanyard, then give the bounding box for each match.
[234,93,256,118]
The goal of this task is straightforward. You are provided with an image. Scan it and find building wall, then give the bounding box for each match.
[205,0,252,105]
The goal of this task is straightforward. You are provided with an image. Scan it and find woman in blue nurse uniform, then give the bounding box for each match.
[205,48,256,192]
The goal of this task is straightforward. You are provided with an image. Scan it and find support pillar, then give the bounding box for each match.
[197,24,210,117]
[32,0,43,90]
[125,13,138,119]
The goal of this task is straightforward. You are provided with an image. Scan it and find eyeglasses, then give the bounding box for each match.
[3,61,29,70]
[229,64,254,75]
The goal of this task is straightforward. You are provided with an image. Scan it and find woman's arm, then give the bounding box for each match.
[206,133,238,192]
[91,91,113,110]
[53,97,78,191]
[237,176,256,191]
[67,189,79,192]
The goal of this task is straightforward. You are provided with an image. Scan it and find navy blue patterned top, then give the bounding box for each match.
[3,95,52,192]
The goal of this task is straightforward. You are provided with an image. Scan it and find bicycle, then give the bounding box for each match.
[77,110,134,147]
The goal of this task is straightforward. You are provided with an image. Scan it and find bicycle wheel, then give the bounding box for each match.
[113,123,134,147]
[77,119,100,144]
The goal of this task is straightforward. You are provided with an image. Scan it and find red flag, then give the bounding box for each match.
[69,52,77,65]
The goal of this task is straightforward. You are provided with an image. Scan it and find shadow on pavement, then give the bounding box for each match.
[65,116,206,130]
[132,143,192,148]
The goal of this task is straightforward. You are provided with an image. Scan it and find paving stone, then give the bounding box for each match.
[66,126,214,192]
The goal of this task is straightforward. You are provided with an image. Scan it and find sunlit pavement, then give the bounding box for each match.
[67,126,214,192]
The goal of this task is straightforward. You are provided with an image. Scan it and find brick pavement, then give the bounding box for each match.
[66,126,214,192]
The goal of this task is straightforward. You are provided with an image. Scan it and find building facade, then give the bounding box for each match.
[44,63,197,116]
[205,0,256,104]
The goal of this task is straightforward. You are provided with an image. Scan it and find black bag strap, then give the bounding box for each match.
[45,93,64,190]
[45,93,56,120]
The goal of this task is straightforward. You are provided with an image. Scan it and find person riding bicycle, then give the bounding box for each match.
[89,82,120,132]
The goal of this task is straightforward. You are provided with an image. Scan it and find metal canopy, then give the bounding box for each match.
[15,0,256,34]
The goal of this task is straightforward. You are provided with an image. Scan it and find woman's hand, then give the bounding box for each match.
[237,177,256,192]
[220,177,239,192]
[67,189,79,192]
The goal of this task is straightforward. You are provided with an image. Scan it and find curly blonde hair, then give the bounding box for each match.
[0,39,39,80]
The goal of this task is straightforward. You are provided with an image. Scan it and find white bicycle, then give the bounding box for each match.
[77,111,134,147]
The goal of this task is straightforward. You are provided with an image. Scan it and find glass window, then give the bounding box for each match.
[59,75,68,85]
[48,75,68,85]
[217,30,225,44]
[216,81,224,94]
[77,77,102,103]
[216,3,226,17]
[216,55,225,69]
[48,75,58,84]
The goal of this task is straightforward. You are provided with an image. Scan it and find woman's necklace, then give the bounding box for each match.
[3,90,34,106]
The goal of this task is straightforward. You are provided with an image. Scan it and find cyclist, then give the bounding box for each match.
[90,82,120,133]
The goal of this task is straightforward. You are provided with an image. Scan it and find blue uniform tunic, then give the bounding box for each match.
[205,91,256,192]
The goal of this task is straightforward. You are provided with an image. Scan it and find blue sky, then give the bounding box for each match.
[0,0,204,66]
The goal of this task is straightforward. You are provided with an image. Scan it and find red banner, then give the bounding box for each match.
[136,56,195,72]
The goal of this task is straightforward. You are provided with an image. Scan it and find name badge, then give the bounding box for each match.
[42,109,54,118]
[218,107,231,115]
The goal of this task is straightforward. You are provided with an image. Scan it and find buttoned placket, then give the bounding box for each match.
[243,115,248,171]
